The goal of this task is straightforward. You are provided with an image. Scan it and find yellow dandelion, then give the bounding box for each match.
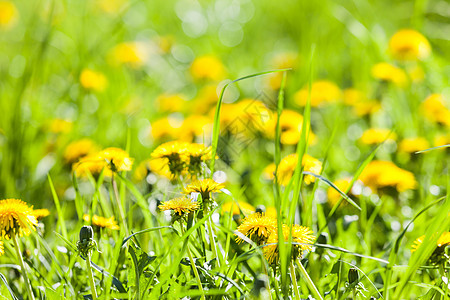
[159,197,199,216]
[434,134,450,147]
[294,80,341,107]
[72,155,107,177]
[63,138,99,164]
[263,224,315,265]
[389,29,431,61]
[190,55,226,81]
[360,128,396,145]
[150,117,183,141]
[192,85,219,114]
[109,42,148,68]
[83,214,119,230]
[178,115,213,142]
[411,232,450,255]
[352,100,381,117]
[263,109,316,145]
[0,1,18,29]
[97,147,134,173]
[327,177,356,208]
[371,63,407,87]
[0,199,38,239]
[421,94,450,127]
[47,119,73,134]
[359,161,417,193]
[221,201,255,216]
[80,69,108,92]
[264,153,322,186]
[235,213,277,245]
[32,209,50,221]
[398,137,430,153]
[151,141,189,176]
[184,143,213,176]
[184,179,225,201]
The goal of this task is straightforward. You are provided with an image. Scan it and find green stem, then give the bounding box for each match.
[207,215,221,267]
[86,253,98,300]
[290,261,301,300]
[296,259,323,300]
[112,173,129,236]
[12,234,35,300]
[262,262,273,300]
[182,224,206,300]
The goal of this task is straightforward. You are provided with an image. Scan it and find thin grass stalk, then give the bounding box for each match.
[181,225,206,300]
[290,261,301,300]
[295,259,323,300]
[111,173,129,236]
[207,215,221,267]
[12,234,35,300]
[86,253,98,300]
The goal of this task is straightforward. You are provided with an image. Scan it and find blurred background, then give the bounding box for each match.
[0,0,449,203]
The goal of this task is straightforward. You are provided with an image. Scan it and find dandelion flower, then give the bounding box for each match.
[109,42,148,68]
[150,117,183,141]
[190,55,226,81]
[222,201,255,216]
[64,138,99,164]
[156,94,187,113]
[159,197,199,217]
[235,213,277,245]
[389,29,431,61]
[83,214,119,230]
[47,119,73,134]
[263,110,316,145]
[73,155,107,177]
[371,63,407,87]
[0,199,38,239]
[327,177,359,208]
[359,161,417,193]
[80,69,108,92]
[184,179,224,201]
[0,1,18,29]
[97,147,134,173]
[32,209,50,221]
[151,141,189,176]
[179,115,213,142]
[264,224,315,265]
[294,80,341,107]
[184,143,212,175]
[421,94,450,127]
[360,128,396,145]
[264,153,322,186]
[398,137,430,153]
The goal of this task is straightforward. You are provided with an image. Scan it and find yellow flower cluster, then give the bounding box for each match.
[359,161,417,193]
[64,138,99,164]
[221,201,255,216]
[83,214,119,230]
[343,89,381,117]
[398,137,430,153]
[190,55,226,81]
[151,115,212,143]
[371,63,407,87]
[73,147,133,177]
[150,141,212,177]
[0,1,18,29]
[421,94,450,127]
[0,199,38,240]
[264,153,322,186]
[294,80,341,107]
[235,213,315,265]
[389,29,431,61]
[80,69,108,92]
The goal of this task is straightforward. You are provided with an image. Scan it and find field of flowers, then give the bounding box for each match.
[0,0,449,299]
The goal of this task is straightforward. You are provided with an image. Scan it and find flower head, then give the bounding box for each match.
[235,213,277,245]
[360,128,396,145]
[264,153,322,186]
[151,141,189,176]
[263,110,316,145]
[411,232,450,264]
[83,214,119,230]
[0,1,18,29]
[221,201,255,216]
[263,224,315,265]
[371,63,407,87]
[80,69,108,92]
[159,197,199,217]
[109,42,148,68]
[32,209,50,221]
[327,177,359,208]
[389,29,431,61]
[184,179,224,201]
[190,55,226,81]
[64,138,99,164]
[0,199,38,239]
[398,137,430,153]
[184,143,212,176]
[97,147,134,173]
[294,80,341,107]
[359,161,417,193]
[421,94,450,127]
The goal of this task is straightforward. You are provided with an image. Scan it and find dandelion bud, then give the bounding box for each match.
[79,225,94,242]
[348,268,359,285]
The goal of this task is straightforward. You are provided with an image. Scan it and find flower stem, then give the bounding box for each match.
[290,261,301,300]
[181,225,206,300]
[295,259,323,300]
[12,234,35,300]
[86,253,98,300]
[111,173,129,236]
[207,215,221,267]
